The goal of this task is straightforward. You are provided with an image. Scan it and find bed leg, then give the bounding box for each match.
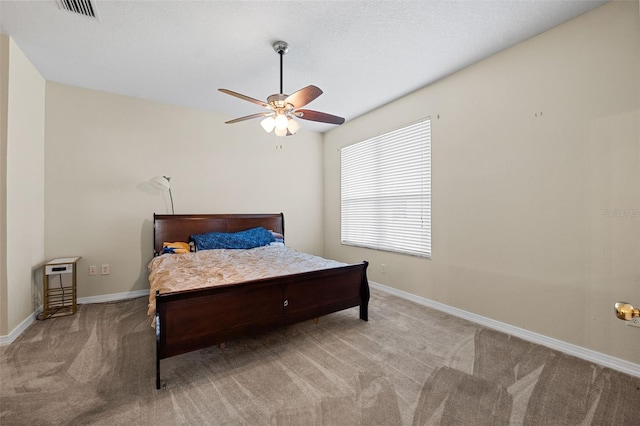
[219,342,226,349]
[156,353,162,389]
[155,303,162,390]
[313,317,319,324]
[360,302,369,322]
[360,261,370,322]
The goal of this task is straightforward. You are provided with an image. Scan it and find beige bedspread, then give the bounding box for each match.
[147,244,346,317]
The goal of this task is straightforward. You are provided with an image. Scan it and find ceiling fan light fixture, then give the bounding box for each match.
[287,117,301,134]
[274,113,289,131]
[275,127,288,137]
[260,116,276,133]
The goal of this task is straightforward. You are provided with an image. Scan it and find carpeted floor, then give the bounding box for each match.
[1,289,639,425]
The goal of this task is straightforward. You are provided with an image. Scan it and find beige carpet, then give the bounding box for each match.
[1,289,639,425]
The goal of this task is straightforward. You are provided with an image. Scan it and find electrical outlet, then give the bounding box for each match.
[101,264,110,275]
[381,264,386,274]
[627,317,640,328]
[89,265,97,276]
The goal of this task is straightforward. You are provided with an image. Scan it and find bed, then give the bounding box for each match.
[151,213,370,389]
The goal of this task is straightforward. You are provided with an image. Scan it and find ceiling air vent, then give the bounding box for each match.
[56,0,100,21]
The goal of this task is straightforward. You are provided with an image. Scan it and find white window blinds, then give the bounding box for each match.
[341,119,431,258]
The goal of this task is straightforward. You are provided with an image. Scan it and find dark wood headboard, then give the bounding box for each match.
[153,213,285,255]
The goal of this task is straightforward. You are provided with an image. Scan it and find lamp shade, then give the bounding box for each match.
[287,117,301,134]
[150,176,170,191]
[274,114,288,131]
[260,117,276,133]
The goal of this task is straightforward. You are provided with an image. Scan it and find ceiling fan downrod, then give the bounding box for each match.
[272,41,289,95]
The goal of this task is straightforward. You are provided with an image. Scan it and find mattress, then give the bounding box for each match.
[147,243,346,317]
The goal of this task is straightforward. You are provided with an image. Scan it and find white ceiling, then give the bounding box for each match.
[0,0,607,133]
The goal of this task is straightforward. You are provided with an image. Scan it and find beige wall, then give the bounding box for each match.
[0,34,8,336]
[1,37,46,335]
[44,83,324,298]
[324,1,639,364]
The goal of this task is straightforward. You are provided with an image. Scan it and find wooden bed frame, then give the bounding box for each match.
[152,213,369,389]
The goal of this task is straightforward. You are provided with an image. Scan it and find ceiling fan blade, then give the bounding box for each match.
[225,112,273,124]
[219,89,269,108]
[285,85,323,109]
[294,109,345,125]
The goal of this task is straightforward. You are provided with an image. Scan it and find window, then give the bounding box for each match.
[341,119,431,257]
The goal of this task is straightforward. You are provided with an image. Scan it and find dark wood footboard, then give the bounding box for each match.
[155,262,369,389]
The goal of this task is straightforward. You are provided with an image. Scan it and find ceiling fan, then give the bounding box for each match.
[219,41,345,137]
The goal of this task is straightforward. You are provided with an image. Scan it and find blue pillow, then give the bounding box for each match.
[190,227,275,251]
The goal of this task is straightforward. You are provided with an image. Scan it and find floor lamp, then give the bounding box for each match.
[150,175,174,214]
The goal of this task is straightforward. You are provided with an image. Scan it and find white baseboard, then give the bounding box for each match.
[369,281,640,378]
[0,311,37,346]
[78,289,149,305]
[0,289,150,346]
